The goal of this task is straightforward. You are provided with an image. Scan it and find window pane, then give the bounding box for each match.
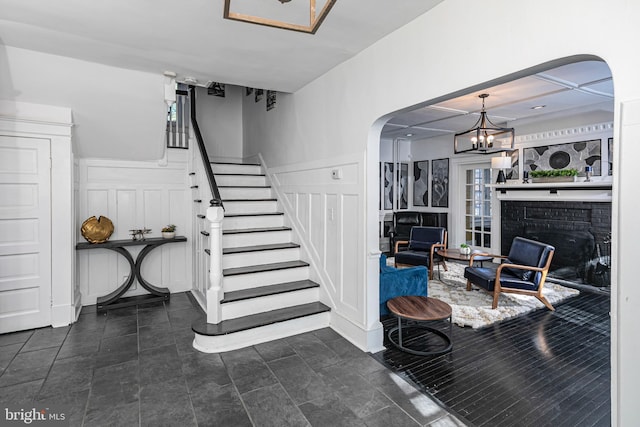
[464,165,492,249]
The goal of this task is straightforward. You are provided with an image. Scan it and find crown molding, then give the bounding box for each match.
[515,122,613,144]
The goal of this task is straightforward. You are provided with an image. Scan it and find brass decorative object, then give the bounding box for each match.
[81,216,114,243]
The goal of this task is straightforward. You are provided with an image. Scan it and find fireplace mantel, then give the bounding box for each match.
[488,181,612,202]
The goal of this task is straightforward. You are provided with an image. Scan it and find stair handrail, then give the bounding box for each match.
[189,85,224,324]
[189,85,224,209]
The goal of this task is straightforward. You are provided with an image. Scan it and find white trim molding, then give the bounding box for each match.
[515,121,613,144]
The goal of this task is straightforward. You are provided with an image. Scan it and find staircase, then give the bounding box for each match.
[192,162,330,353]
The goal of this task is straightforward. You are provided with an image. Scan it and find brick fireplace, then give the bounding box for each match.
[500,199,611,287]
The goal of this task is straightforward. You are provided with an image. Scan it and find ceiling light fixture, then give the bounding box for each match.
[531,105,546,110]
[405,133,413,137]
[224,0,337,34]
[454,94,515,154]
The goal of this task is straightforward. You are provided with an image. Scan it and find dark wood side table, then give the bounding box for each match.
[386,296,453,356]
[76,236,187,311]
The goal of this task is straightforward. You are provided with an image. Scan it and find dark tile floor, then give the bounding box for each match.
[374,291,611,427]
[0,292,465,427]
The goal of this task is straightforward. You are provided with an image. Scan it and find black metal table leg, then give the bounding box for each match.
[388,315,453,356]
[96,247,137,309]
[135,243,171,297]
[77,237,186,311]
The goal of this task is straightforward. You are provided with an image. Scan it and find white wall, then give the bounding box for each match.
[195,85,244,161]
[76,150,192,305]
[242,1,640,423]
[263,152,377,349]
[0,45,166,161]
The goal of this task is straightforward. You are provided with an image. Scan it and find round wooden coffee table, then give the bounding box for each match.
[435,248,493,267]
[386,296,452,356]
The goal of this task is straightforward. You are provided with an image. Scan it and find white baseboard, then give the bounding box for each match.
[330,310,385,353]
[51,303,75,328]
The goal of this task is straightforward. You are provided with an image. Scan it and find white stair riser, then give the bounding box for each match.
[193,312,330,353]
[223,215,284,230]
[220,187,273,200]
[223,230,292,248]
[221,288,319,320]
[223,248,301,269]
[224,266,310,292]
[211,164,262,175]
[224,200,278,215]
[216,175,267,187]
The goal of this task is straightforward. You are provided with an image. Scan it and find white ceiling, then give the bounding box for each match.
[381,60,614,142]
[0,0,443,93]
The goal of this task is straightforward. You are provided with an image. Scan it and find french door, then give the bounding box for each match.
[462,163,493,250]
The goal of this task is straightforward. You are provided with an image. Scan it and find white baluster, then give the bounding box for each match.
[206,205,224,324]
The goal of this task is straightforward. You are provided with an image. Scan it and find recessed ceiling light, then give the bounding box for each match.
[531,105,546,110]
[405,133,413,137]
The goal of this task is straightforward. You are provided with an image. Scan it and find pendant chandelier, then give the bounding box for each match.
[224,0,337,34]
[454,94,515,154]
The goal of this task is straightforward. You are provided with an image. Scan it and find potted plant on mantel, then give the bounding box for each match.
[529,168,579,183]
[161,224,176,239]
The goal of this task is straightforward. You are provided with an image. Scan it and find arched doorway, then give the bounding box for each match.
[369,56,614,426]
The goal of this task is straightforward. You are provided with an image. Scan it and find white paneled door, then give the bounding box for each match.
[0,135,52,333]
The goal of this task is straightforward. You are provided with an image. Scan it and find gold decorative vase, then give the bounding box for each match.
[81,216,114,243]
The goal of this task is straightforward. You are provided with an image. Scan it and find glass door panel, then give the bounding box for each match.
[464,166,492,249]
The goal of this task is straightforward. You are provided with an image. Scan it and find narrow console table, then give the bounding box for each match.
[76,236,187,311]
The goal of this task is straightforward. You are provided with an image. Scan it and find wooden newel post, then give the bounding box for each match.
[206,205,224,324]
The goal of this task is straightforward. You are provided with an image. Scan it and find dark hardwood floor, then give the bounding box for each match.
[373,291,611,426]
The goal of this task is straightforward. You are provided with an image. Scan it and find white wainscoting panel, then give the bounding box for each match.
[325,193,339,294]
[340,194,361,312]
[78,150,192,305]
[264,153,367,344]
[309,193,325,272]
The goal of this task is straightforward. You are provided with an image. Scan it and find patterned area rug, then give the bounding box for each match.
[388,258,580,329]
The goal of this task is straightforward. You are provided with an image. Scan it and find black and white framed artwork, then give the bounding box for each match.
[398,163,408,209]
[255,89,264,102]
[413,160,429,206]
[431,158,449,208]
[266,90,277,111]
[505,150,519,180]
[524,139,601,175]
[608,137,613,175]
[208,82,225,97]
[381,162,394,210]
